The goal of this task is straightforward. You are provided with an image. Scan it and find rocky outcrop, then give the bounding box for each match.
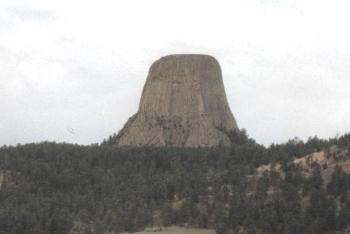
[116,54,238,147]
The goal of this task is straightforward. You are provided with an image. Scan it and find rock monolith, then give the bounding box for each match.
[116,54,238,147]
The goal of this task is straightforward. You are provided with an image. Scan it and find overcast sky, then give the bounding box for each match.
[1,0,350,146]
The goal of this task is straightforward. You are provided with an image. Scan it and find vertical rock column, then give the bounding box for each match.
[116,54,238,147]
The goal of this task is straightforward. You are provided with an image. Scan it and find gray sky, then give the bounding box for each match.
[1,0,350,146]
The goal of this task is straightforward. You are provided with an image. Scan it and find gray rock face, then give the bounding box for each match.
[116,54,238,147]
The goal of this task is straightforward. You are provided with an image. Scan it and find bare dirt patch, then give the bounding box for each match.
[120,226,215,234]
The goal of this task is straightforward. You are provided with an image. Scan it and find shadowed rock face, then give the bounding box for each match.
[116,54,238,147]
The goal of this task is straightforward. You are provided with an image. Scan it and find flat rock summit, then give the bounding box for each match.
[116,54,238,147]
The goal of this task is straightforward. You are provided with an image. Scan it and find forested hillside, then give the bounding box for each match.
[0,131,350,234]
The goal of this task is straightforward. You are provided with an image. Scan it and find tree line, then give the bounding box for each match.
[0,130,349,233]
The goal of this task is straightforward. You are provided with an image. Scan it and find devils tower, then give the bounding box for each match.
[116,54,238,147]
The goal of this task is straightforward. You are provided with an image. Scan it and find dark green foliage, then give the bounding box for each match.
[338,193,350,229]
[303,165,324,194]
[0,131,349,234]
[327,165,349,197]
[305,189,337,233]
